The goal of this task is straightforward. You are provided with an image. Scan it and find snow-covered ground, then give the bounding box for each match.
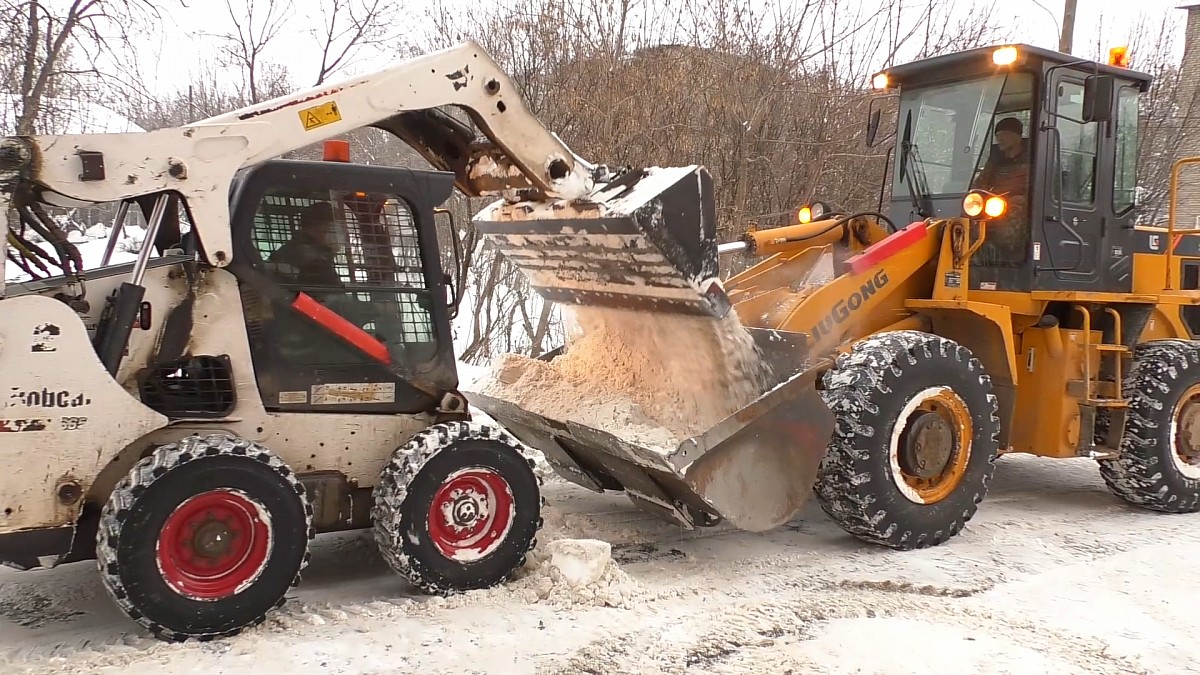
[2,218,1193,673]
[2,455,1198,674]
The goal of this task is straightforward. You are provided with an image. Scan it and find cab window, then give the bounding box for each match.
[1052,80,1099,205]
[1113,86,1139,214]
[249,187,438,370]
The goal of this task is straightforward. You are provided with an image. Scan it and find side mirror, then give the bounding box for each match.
[434,206,467,320]
[1083,75,1115,123]
[866,108,882,147]
[442,272,455,307]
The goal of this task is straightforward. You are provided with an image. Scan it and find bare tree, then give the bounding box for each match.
[216,0,294,104]
[1,0,167,134]
[1131,20,1198,226]
[311,0,397,86]
[1075,12,1197,226]
[407,0,1009,363]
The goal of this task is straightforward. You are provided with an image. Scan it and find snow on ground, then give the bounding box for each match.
[2,455,1199,674]
[456,360,491,390]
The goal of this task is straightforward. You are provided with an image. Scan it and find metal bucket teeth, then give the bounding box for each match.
[472,165,730,318]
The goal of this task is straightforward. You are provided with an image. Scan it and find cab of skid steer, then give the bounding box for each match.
[871,44,1153,296]
[4,148,466,421]
[218,153,463,416]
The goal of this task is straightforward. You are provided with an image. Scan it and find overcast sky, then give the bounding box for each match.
[116,0,1193,98]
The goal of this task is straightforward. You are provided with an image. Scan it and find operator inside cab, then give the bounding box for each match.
[270,200,344,290]
[975,116,1029,198]
[265,198,401,359]
[972,115,1031,264]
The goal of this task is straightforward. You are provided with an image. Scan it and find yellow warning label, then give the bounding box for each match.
[299,100,341,131]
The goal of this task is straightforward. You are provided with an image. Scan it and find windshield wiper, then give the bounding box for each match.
[898,110,934,218]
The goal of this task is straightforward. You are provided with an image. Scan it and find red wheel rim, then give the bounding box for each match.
[156,489,273,600]
[427,468,515,562]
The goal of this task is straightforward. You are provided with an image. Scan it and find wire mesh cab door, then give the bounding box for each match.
[227,160,458,415]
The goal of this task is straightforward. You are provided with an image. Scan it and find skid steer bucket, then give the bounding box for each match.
[464,329,836,532]
[472,165,730,318]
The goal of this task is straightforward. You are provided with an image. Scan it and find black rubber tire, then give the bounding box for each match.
[372,421,543,595]
[815,330,1001,549]
[96,434,313,642]
[1098,339,1200,512]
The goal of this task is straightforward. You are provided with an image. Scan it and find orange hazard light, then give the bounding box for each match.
[323,139,351,162]
[1108,46,1129,68]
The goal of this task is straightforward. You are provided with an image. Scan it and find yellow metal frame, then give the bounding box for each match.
[725,157,1200,461]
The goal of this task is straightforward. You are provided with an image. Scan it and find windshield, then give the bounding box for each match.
[892,72,1034,198]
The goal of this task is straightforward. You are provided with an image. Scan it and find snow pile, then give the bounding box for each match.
[456,360,491,390]
[394,536,645,611]
[280,536,644,614]
[474,306,769,453]
[478,352,679,451]
[526,450,560,483]
[498,537,644,609]
[543,539,613,588]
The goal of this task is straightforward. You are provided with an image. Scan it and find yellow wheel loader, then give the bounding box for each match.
[472,44,1200,551]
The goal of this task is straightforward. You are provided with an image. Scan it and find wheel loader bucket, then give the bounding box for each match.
[471,165,730,318]
[463,329,836,532]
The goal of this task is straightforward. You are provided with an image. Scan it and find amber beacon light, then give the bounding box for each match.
[1108,46,1129,68]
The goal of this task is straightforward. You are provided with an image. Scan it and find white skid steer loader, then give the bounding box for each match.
[0,40,836,642]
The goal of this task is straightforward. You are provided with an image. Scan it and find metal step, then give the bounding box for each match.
[1084,398,1129,408]
[1075,401,1127,460]
[1068,379,1125,401]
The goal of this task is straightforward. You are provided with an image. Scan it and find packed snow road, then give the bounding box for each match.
[1,455,1198,674]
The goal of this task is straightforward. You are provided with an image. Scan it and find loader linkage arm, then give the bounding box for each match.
[0,40,729,318]
[0,40,605,271]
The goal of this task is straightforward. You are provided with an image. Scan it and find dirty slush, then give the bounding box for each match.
[475,306,770,453]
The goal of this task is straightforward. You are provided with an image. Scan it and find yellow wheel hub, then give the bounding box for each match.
[890,387,973,504]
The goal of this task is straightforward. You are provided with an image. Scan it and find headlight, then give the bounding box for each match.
[871,73,889,89]
[984,195,1007,218]
[809,201,829,219]
[963,192,985,217]
[796,206,813,224]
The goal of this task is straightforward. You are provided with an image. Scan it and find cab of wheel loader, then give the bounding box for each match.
[867,44,1152,295]
[224,141,465,416]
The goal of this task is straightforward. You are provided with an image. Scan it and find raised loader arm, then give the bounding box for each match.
[1,41,601,270]
[0,39,727,317]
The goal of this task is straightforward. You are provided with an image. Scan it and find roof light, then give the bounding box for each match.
[323,139,351,162]
[871,72,890,90]
[992,46,1019,66]
[1108,46,1129,68]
